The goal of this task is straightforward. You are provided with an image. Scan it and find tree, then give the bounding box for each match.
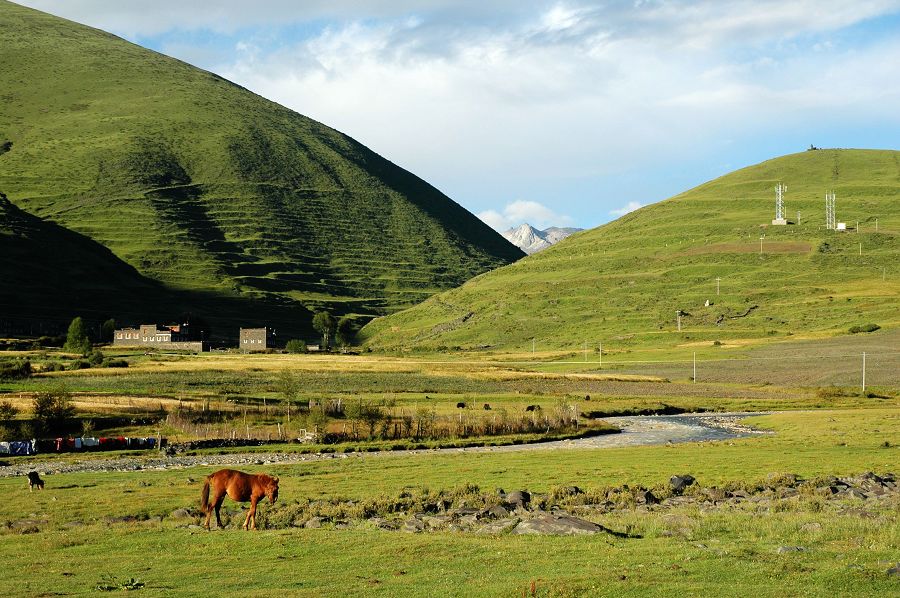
[64,316,91,355]
[336,315,356,349]
[285,339,307,354]
[32,387,75,436]
[312,311,336,350]
[101,318,116,343]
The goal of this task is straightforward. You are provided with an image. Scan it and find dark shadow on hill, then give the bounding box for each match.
[0,194,316,342]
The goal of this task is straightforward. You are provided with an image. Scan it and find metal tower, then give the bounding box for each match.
[825,191,836,230]
[775,183,787,221]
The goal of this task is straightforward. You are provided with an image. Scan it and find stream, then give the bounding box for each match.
[0,413,771,476]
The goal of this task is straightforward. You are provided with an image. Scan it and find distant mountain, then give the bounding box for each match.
[0,1,523,337]
[502,223,583,254]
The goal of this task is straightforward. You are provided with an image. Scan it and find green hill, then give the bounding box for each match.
[360,149,900,352]
[0,1,522,337]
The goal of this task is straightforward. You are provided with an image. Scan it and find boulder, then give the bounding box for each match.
[402,518,425,533]
[479,505,509,519]
[476,518,520,535]
[635,490,659,505]
[886,563,900,577]
[169,508,193,519]
[304,517,323,529]
[776,546,806,554]
[670,475,696,494]
[512,515,603,536]
[505,490,531,507]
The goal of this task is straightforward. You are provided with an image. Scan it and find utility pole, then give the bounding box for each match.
[862,352,866,393]
[759,235,764,254]
[797,211,801,225]
[716,277,721,296]
[859,242,862,256]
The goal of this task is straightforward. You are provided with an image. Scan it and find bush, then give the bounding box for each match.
[87,349,104,366]
[44,362,66,372]
[0,359,32,380]
[285,339,307,354]
[848,323,880,334]
[0,400,19,420]
[68,359,91,371]
[102,359,129,368]
[32,387,75,436]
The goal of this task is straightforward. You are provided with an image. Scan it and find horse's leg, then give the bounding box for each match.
[245,496,260,530]
[214,493,227,529]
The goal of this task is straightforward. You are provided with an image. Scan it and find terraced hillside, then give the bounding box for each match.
[361,149,900,351]
[0,1,522,335]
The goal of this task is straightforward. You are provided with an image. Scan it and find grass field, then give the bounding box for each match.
[1,409,898,597]
[361,149,900,354]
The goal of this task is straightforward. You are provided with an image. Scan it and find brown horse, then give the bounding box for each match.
[200,469,279,530]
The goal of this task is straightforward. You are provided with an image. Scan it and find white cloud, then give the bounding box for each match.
[15,1,900,227]
[609,201,644,217]
[478,200,573,231]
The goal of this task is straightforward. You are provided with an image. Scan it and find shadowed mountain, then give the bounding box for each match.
[0,1,523,336]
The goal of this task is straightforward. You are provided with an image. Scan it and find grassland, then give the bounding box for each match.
[0,1,522,338]
[361,149,900,354]
[0,408,898,597]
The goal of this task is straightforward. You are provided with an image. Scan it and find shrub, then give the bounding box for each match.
[102,359,129,368]
[0,400,19,420]
[0,359,31,380]
[87,349,104,366]
[848,323,880,334]
[68,359,91,370]
[32,387,75,436]
[285,339,307,354]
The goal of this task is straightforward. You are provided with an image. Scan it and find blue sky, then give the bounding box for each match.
[18,1,900,231]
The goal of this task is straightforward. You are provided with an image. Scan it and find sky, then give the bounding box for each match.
[16,1,900,231]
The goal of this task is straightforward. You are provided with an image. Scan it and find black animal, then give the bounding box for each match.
[27,471,44,491]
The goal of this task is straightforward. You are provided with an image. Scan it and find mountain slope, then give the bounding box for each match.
[360,149,900,351]
[0,1,523,333]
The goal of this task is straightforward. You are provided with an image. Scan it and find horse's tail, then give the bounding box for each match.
[200,477,211,512]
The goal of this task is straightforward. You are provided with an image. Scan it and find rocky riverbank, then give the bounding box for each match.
[0,413,770,478]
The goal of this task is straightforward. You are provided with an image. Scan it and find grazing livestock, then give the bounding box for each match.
[201,469,279,530]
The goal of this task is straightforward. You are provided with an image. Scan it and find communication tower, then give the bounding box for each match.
[772,183,787,225]
[825,191,836,230]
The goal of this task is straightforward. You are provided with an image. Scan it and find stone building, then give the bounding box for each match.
[239,327,275,351]
[113,323,206,351]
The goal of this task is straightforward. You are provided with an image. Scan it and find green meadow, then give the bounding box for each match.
[1,408,898,597]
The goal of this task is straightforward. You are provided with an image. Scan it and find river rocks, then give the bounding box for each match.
[513,514,604,536]
[670,475,696,494]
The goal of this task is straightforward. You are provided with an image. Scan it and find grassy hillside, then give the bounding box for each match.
[0,1,522,337]
[361,149,900,352]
